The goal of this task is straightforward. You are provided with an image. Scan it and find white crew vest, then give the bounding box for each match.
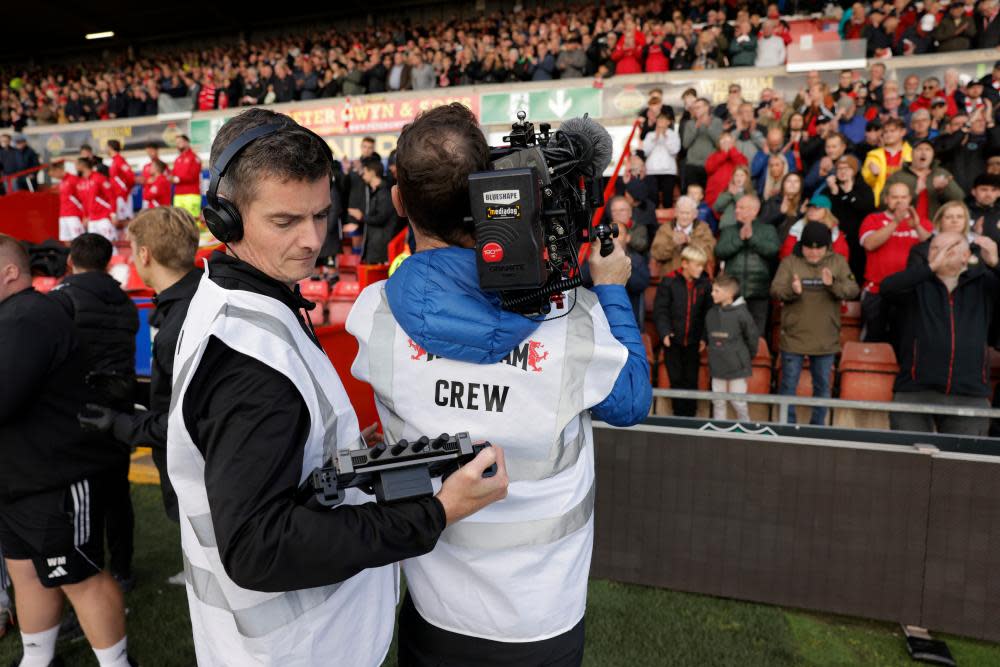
[347,283,627,642]
[167,270,396,667]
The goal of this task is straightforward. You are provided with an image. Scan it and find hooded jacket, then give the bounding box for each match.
[704,297,758,380]
[770,248,860,355]
[881,261,999,397]
[383,246,651,426]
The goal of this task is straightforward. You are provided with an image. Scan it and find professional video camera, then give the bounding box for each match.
[301,432,496,507]
[468,112,615,315]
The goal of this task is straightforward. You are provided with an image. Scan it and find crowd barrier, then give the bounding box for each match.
[591,421,1000,643]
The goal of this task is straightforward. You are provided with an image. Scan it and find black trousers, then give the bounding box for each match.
[664,343,701,417]
[652,174,677,208]
[746,298,770,346]
[397,592,585,667]
[681,164,707,192]
[105,456,134,577]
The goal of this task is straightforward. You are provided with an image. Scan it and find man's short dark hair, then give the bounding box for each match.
[361,156,384,178]
[70,233,113,272]
[177,134,191,142]
[362,136,375,145]
[210,108,331,215]
[107,140,122,152]
[145,141,159,150]
[80,144,93,154]
[394,103,490,244]
[714,272,741,296]
[882,117,906,130]
[0,233,30,275]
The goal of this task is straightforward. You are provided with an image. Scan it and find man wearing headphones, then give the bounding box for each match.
[347,104,651,665]
[167,108,508,666]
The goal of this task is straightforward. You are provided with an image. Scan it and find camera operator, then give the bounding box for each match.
[0,234,132,667]
[347,104,652,665]
[167,108,507,667]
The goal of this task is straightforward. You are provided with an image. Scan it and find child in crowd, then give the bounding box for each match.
[654,245,711,417]
[704,273,757,421]
[686,183,717,233]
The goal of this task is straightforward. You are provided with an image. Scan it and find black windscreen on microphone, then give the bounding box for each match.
[559,115,613,177]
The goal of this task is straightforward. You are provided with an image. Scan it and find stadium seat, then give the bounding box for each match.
[336,253,360,276]
[655,208,675,224]
[834,342,899,430]
[299,278,330,327]
[31,276,58,293]
[358,264,389,288]
[330,279,360,301]
[840,300,862,346]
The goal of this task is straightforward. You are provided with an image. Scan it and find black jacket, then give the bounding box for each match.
[179,252,445,591]
[125,268,202,450]
[968,195,1000,246]
[361,180,395,264]
[829,179,876,285]
[49,271,138,380]
[881,262,999,397]
[935,128,1000,193]
[0,288,121,503]
[653,269,711,347]
[704,298,758,380]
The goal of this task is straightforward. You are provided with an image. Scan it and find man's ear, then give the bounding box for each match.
[391,184,407,218]
[137,246,151,268]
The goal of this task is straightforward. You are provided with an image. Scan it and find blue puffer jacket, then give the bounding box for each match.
[385,246,651,426]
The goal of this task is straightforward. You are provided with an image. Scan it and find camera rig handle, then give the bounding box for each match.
[591,221,619,257]
[301,433,497,507]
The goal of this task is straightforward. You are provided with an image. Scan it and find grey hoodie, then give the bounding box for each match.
[704,296,758,379]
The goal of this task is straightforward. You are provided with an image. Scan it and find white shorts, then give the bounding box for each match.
[116,196,134,221]
[88,219,117,242]
[59,216,85,242]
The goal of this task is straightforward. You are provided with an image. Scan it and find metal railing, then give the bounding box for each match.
[652,388,1000,424]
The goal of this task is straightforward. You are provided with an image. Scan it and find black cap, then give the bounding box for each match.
[914,139,935,151]
[974,173,1000,189]
[801,221,832,249]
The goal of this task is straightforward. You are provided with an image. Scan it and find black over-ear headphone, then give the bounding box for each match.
[203,121,335,243]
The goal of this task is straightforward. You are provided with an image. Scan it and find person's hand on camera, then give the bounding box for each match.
[589,239,632,285]
[436,445,509,526]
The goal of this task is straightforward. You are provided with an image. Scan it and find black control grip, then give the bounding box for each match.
[472,442,498,478]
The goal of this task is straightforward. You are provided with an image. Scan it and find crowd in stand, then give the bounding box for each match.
[603,60,1000,435]
[3,0,1000,129]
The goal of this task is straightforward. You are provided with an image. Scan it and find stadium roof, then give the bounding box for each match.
[2,0,451,63]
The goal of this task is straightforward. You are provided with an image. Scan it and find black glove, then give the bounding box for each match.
[79,404,134,444]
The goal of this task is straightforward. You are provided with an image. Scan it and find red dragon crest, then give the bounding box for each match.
[527,340,549,372]
[407,338,427,361]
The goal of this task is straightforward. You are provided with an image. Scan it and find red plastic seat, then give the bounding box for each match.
[336,253,360,276]
[655,208,675,224]
[358,264,389,288]
[298,277,330,303]
[838,341,898,403]
[330,279,360,301]
[31,276,58,293]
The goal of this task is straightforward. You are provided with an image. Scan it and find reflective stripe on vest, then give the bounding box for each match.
[183,555,341,639]
[367,293,406,442]
[438,479,595,551]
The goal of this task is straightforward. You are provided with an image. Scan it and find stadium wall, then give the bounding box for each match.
[591,423,1000,643]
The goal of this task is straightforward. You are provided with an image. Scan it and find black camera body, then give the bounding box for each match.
[469,112,615,315]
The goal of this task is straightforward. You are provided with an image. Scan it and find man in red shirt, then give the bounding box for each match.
[106,140,135,223]
[141,160,172,209]
[170,134,202,215]
[50,161,85,242]
[76,157,117,242]
[859,181,932,341]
